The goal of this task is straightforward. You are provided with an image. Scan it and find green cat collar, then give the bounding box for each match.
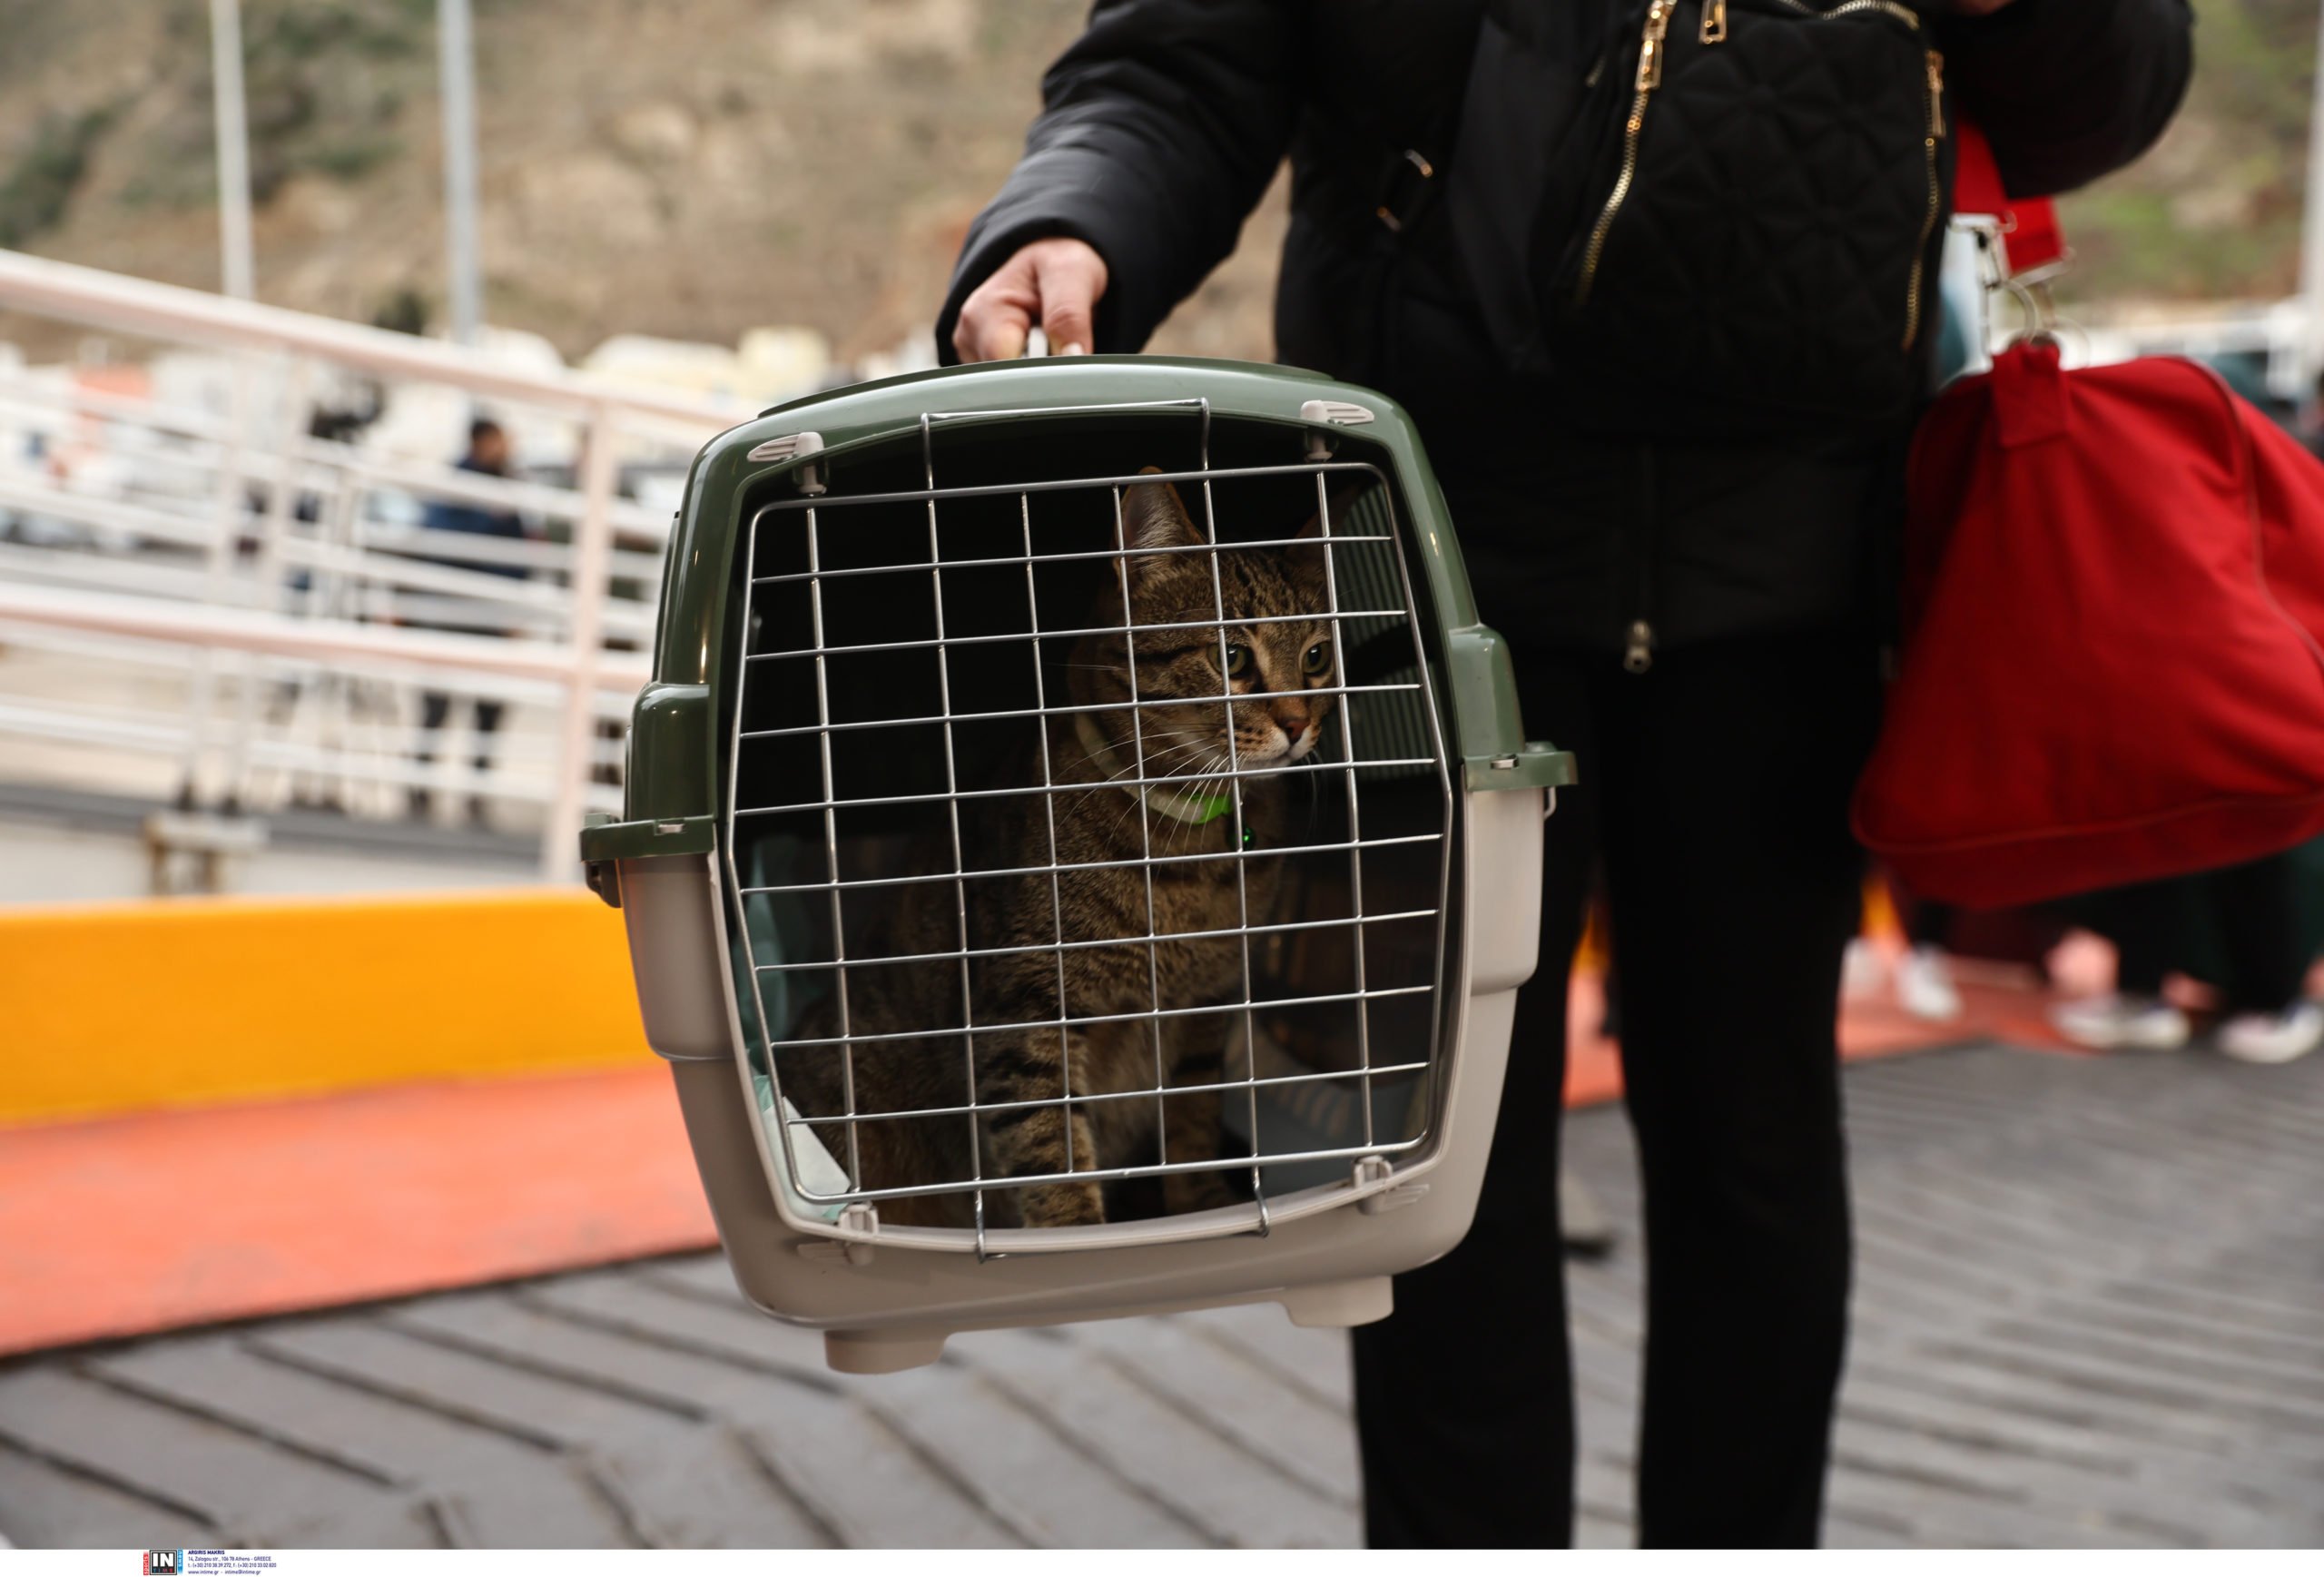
[1073,714,1238,827]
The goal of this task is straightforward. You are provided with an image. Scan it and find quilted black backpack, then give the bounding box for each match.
[1443,0,1954,437]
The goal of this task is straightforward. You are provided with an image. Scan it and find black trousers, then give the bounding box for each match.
[418,691,506,774]
[2096,853,2307,1012]
[1352,630,1880,1548]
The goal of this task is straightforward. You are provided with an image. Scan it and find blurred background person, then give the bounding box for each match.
[409,417,531,827]
[2052,851,2323,1063]
[1897,897,1965,1022]
[1846,882,1969,1022]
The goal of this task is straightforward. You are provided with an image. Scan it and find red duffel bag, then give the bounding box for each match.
[1853,340,2324,906]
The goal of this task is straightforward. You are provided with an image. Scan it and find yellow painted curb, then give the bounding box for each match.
[0,888,653,1124]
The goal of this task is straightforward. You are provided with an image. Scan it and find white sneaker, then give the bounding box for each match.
[1842,938,1887,999]
[2217,1002,2324,1065]
[1896,944,1964,1022]
[2050,993,2191,1051]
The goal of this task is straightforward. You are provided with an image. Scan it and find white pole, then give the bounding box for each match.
[198,0,256,812]
[208,0,256,301]
[438,0,483,347]
[2301,3,2324,391]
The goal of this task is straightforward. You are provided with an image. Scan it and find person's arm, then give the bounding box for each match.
[938,0,1304,363]
[1938,0,2194,199]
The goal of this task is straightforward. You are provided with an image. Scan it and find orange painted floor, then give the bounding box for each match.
[5,960,2068,1357]
[0,1064,717,1357]
[1562,950,2080,1109]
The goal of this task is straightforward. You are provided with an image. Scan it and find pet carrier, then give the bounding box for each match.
[581,357,1571,1373]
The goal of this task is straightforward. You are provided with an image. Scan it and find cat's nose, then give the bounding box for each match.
[1268,699,1311,738]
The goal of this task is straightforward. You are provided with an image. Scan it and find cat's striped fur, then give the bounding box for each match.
[781,472,1336,1227]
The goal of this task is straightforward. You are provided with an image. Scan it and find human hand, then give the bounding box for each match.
[951,237,1108,363]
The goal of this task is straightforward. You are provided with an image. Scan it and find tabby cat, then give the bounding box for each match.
[780,470,1337,1228]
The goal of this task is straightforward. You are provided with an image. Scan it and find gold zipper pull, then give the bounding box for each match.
[1639,0,1676,90]
[1926,49,1945,138]
[1701,0,1728,44]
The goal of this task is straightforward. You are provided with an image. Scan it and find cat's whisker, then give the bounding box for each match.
[1158,748,1232,853]
[1081,735,1219,846]
[1062,731,1208,807]
[1081,735,1211,803]
[1135,750,1225,846]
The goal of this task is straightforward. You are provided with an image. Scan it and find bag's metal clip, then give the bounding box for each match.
[1373,148,1437,235]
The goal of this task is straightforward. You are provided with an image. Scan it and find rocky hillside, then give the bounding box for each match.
[0,0,2301,366]
[2060,0,2318,301]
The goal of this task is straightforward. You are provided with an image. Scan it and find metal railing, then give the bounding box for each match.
[0,248,745,880]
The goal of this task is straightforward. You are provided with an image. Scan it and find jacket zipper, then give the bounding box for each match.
[1624,445,1658,675]
[1902,49,1947,350]
[1575,0,1677,308]
[1624,617,1656,674]
[1584,0,1925,307]
[1766,0,1915,23]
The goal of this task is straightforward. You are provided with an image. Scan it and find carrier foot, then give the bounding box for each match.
[822,1328,950,1374]
[1277,1276,1394,1329]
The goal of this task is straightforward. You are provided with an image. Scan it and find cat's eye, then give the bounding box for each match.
[1221,644,1253,678]
[1302,641,1333,677]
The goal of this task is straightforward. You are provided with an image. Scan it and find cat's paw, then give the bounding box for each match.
[1019,1179,1108,1228]
[1162,1169,1246,1217]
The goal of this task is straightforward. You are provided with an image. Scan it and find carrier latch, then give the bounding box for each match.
[1299,399,1375,461]
[745,429,827,495]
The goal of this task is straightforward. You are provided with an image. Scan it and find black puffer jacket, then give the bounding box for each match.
[937,0,2193,655]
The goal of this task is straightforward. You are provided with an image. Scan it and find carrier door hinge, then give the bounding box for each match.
[796,1202,880,1266]
[1353,1156,1430,1215]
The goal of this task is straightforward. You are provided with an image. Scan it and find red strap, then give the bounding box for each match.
[2006,200,2066,277]
[1954,121,2066,278]
[1955,122,2009,216]
[1989,339,2071,448]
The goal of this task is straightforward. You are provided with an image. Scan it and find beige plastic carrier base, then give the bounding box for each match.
[619,785,1542,1374]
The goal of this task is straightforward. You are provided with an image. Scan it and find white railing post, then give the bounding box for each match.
[182,353,255,804]
[546,402,618,880]
[223,354,311,810]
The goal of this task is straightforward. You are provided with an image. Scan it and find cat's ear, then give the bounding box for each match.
[1121,467,1204,580]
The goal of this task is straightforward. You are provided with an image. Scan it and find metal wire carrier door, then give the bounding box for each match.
[724,406,1458,1250]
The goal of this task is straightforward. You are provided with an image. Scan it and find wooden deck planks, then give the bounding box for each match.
[5,1041,2320,1548]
